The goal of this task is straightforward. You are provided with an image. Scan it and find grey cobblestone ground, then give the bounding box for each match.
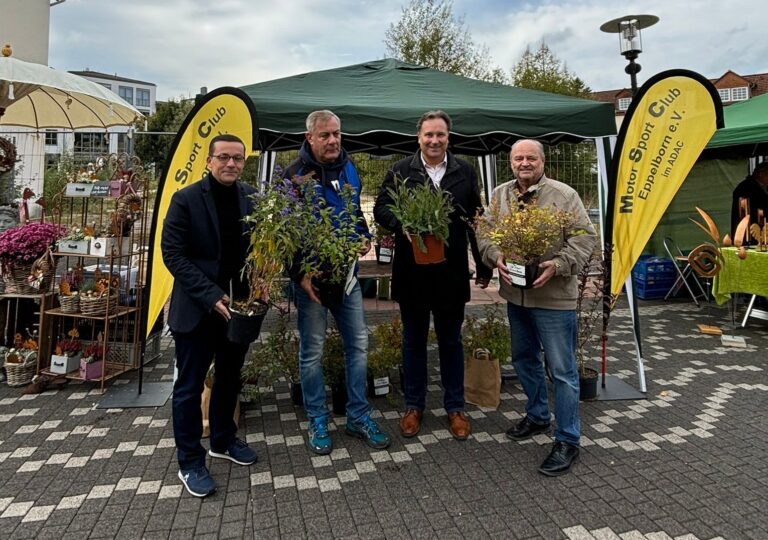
[1,297,767,539]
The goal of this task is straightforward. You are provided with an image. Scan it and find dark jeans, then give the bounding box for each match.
[172,314,249,469]
[400,301,465,413]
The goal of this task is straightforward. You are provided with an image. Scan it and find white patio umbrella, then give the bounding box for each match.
[0,48,143,129]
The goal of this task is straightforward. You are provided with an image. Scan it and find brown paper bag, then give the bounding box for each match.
[201,379,240,438]
[464,348,501,409]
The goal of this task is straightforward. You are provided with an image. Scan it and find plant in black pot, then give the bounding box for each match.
[576,250,604,401]
[373,224,396,264]
[322,326,346,415]
[475,199,575,289]
[368,315,402,398]
[296,182,366,309]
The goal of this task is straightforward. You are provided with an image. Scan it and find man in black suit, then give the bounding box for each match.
[162,134,258,497]
[731,161,768,243]
[374,110,491,441]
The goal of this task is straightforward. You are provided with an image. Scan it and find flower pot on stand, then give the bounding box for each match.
[410,234,445,265]
[79,358,104,381]
[579,367,599,401]
[506,259,541,289]
[331,383,347,415]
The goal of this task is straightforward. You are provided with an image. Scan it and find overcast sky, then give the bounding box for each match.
[47,0,768,101]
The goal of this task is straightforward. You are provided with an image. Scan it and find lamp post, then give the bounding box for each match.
[600,14,659,96]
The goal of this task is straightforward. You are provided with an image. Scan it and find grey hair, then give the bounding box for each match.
[510,139,545,160]
[416,110,452,133]
[306,110,341,132]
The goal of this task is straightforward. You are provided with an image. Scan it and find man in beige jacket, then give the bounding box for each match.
[478,139,596,476]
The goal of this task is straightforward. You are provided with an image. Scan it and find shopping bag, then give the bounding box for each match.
[464,348,501,409]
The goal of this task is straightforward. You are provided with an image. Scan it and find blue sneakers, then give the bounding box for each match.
[308,417,333,455]
[208,438,257,465]
[178,466,216,498]
[346,414,391,450]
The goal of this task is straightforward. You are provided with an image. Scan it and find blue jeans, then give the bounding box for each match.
[295,281,370,422]
[172,314,249,469]
[400,301,465,413]
[506,303,580,446]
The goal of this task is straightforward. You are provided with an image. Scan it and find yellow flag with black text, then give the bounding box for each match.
[608,70,723,295]
[144,88,257,338]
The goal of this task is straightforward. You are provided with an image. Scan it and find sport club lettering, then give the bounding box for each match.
[618,88,685,214]
[174,106,228,185]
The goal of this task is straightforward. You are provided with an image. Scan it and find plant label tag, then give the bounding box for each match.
[378,247,392,263]
[344,261,357,295]
[507,263,527,287]
[373,376,390,387]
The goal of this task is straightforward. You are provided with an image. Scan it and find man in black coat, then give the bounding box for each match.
[731,161,768,243]
[162,134,258,497]
[374,110,492,441]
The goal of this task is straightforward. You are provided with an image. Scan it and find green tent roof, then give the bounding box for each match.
[706,92,768,153]
[240,59,616,155]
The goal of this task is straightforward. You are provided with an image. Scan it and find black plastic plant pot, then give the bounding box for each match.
[579,367,599,401]
[331,383,347,415]
[226,306,268,345]
[506,260,540,289]
[290,381,304,407]
[314,280,346,310]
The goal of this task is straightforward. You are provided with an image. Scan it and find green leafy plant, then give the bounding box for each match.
[476,199,575,265]
[462,305,510,363]
[322,326,345,386]
[385,176,453,252]
[576,249,604,377]
[368,315,402,378]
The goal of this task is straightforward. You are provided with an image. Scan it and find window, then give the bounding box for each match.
[136,88,150,108]
[100,83,112,91]
[74,132,109,159]
[44,130,58,146]
[718,88,731,102]
[617,97,632,111]
[731,86,749,101]
[118,86,133,104]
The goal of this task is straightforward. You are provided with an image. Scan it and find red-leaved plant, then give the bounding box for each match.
[82,343,108,363]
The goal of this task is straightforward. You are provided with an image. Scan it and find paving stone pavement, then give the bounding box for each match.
[1,298,767,539]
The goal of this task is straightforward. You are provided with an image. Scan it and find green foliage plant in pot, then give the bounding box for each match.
[475,199,575,289]
[575,250,603,400]
[367,315,403,397]
[462,305,510,365]
[385,176,452,264]
[322,326,347,415]
[296,181,365,309]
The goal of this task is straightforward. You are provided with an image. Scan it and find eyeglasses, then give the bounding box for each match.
[210,154,246,164]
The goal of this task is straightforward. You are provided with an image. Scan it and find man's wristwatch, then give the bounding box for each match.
[553,260,562,273]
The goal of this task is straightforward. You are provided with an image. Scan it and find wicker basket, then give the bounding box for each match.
[79,291,119,316]
[58,294,81,314]
[4,350,38,387]
[3,262,54,295]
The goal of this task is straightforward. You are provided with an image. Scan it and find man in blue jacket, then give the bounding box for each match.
[162,134,258,497]
[283,110,390,455]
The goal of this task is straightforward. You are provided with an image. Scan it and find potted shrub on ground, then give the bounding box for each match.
[462,305,510,409]
[385,177,452,264]
[576,250,604,400]
[322,326,346,415]
[475,201,575,289]
[368,315,402,397]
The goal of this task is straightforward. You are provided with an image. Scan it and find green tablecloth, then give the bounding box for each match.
[712,247,768,304]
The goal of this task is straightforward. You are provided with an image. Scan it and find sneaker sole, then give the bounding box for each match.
[345,427,391,450]
[208,449,257,466]
[177,470,216,498]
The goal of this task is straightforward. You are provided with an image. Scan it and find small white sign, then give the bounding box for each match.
[378,247,392,263]
[507,262,527,287]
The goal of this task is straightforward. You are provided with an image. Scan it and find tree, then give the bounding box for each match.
[132,97,194,173]
[384,0,507,83]
[511,41,591,98]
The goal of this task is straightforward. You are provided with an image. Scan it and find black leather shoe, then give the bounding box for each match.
[538,441,579,476]
[505,416,550,441]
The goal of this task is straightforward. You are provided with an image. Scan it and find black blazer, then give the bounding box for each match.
[162,173,257,333]
[373,152,491,307]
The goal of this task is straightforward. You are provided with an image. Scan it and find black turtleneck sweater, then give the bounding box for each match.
[209,176,243,295]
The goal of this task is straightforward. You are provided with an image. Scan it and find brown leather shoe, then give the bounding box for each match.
[399,409,423,438]
[447,411,471,440]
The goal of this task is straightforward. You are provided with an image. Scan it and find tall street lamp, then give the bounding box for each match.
[600,14,659,96]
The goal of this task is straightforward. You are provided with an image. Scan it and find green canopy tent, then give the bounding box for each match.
[705,91,768,156]
[240,58,616,156]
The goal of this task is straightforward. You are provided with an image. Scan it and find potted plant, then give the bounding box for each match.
[385,176,452,264]
[3,332,39,387]
[50,328,82,375]
[575,250,604,400]
[373,224,395,265]
[57,225,93,255]
[462,305,510,408]
[296,182,366,309]
[0,222,64,294]
[322,326,346,414]
[475,201,575,289]
[367,315,402,397]
[80,342,108,381]
[89,192,141,257]
[57,267,83,314]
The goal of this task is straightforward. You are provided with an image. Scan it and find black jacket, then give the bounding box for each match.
[731,175,768,241]
[161,174,257,333]
[373,151,491,306]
